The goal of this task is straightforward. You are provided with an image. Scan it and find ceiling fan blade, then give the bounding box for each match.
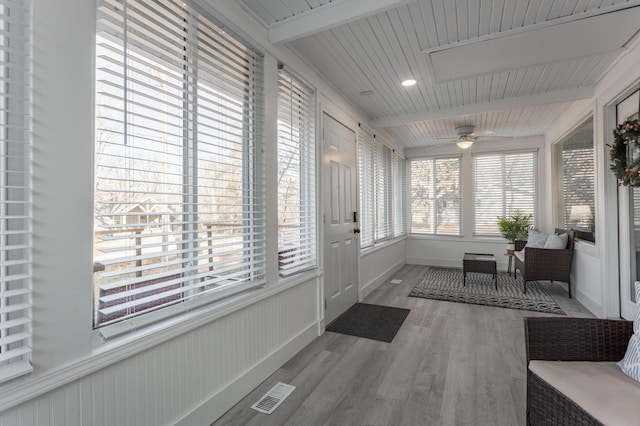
[469,129,495,137]
[475,135,513,141]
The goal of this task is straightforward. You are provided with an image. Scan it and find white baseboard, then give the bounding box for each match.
[574,289,603,318]
[406,258,511,272]
[406,258,458,268]
[360,260,405,299]
[175,322,318,425]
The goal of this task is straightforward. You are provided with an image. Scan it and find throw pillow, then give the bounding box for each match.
[544,233,569,249]
[619,334,640,381]
[634,282,640,333]
[618,282,640,382]
[525,230,548,248]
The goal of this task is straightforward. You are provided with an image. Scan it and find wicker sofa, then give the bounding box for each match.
[514,228,575,297]
[525,317,640,425]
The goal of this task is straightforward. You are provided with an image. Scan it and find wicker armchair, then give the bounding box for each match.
[525,317,633,425]
[514,228,575,297]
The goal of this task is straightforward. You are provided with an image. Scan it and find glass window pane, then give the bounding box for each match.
[93,0,265,329]
[473,151,537,236]
[559,118,595,242]
[410,157,461,235]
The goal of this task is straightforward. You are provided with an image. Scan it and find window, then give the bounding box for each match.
[473,151,538,236]
[358,130,405,247]
[94,0,265,332]
[0,0,32,382]
[558,118,595,242]
[393,152,407,237]
[277,67,316,276]
[410,157,461,235]
[358,129,374,248]
[375,142,392,241]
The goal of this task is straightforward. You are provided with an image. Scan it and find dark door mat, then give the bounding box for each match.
[326,303,410,343]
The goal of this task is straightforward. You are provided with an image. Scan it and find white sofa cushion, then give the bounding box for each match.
[525,230,548,248]
[544,232,568,249]
[529,360,640,426]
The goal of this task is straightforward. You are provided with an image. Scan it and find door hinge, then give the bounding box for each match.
[324,299,327,311]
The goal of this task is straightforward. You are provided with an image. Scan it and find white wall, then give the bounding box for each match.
[404,136,546,271]
[360,239,406,299]
[3,280,318,425]
[572,242,605,317]
[545,37,640,319]
[0,0,396,424]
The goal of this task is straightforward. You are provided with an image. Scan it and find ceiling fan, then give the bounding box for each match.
[447,125,510,149]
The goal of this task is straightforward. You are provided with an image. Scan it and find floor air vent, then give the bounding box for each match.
[251,382,296,414]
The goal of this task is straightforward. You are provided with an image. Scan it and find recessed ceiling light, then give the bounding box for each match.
[401,79,416,87]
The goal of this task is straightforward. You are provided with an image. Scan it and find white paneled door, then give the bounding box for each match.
[323,113,359,325]
[617,89,640,320]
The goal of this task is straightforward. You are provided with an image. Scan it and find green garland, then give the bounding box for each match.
[609,119,640,187]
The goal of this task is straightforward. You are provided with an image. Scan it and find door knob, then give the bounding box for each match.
[353,228,361,234]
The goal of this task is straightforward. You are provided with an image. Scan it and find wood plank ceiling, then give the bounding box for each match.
[236,0,640,149]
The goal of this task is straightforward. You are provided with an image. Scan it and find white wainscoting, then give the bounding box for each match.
[0,279,318,426]
[571,241,605,318]
[406,237,512,271]
[360,238,406,299]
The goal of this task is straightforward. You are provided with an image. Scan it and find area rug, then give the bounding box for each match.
[326,303,410,342]
[408,267,566,315]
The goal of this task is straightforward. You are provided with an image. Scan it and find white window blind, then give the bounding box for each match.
[277,67,316,276]
[560,118,594,240]
[359,130,403,247]
[393,151,406,237]
[410,157,461,235]
[375,142,392,242]
[0,0,32,383]
[358,128,374,248]
[473,151,538,236]
[94,0,265,330]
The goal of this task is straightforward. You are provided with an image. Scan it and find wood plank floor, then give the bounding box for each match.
[213,264,593,426]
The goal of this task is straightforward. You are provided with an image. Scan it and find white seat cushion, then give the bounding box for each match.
[514,250,524,262]
[529,360,640,426]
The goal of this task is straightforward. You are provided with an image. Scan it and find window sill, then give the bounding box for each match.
[0,273,319,413]
[360,235,406,256]
[574,238,598,257]
[277,268,321,288]
[407,233,465,242]
[407,234,509,243]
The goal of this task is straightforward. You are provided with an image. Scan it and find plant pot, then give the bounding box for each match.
[506,243,515,255]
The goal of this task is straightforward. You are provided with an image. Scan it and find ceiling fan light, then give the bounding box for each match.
[456,139,474,149]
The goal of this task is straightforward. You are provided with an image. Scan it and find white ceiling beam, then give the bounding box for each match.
[370,87,595,128]
[426,5,640,84]
[268,0,414,44]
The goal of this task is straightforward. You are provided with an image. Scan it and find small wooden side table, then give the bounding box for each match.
[504,252,515,274]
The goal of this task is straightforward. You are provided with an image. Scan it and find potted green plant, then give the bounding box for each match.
[497,210,532,254]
